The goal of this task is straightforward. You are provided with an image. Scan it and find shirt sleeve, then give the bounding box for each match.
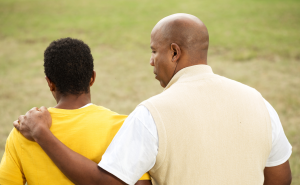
[99,105,158,185]
[0,129,26,185]
[264,99,292,167]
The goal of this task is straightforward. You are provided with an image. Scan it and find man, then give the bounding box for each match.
[13,14,292,185]
[0,38,151,185]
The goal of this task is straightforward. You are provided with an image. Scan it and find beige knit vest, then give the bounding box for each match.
[140,65,272,185]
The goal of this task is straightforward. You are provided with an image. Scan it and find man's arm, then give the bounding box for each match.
[263,99,292,185]
[264,160,292,185]
[14,107,151,185]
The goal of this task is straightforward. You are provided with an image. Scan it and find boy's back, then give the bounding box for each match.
[0,38,150,184]
[0,104,150,184]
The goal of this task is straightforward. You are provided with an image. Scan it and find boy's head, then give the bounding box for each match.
[44,38,95,97]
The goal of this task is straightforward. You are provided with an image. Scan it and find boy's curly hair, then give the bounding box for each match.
[44,37,94,95]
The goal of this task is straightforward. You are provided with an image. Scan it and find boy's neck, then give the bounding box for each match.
[54,93,92,109]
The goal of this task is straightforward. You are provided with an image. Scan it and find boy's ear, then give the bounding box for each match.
[45,76,56,91]
[89,71,96,87]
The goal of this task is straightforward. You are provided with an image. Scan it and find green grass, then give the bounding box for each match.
[0,0,299,184]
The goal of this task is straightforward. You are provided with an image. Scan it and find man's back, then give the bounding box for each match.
[0,104,149,184]
[142,65,272,185]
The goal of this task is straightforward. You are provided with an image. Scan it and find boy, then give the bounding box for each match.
[0,38,151,185]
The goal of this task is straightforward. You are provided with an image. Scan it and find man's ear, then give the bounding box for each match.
[45,76,55,91]
[170,43,181,63]
[89,71,96,87]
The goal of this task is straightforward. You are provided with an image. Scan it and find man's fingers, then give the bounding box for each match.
[39,106,48,113]
[18,115,25,123]
[30,107,39,111]
[26,107,39,116]
[13,120,20,131]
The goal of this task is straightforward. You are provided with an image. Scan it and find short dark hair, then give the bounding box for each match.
[44,38,94,95]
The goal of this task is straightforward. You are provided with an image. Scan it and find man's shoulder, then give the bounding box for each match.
[141,74,262,108]
[194,73,259,93]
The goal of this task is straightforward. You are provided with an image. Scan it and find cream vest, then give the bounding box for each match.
[141,65,272,185]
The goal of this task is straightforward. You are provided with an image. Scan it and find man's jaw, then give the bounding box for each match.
[154,70,158,79]
[153,70,165,87]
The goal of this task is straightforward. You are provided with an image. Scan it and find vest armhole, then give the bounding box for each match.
[140,101,167,173]
[259,94,273,158]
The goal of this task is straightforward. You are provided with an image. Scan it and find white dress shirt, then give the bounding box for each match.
[99,99,292,185]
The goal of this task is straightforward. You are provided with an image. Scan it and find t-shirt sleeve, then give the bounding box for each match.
[0,129,26,185]
[99,105,158,185]
[264,99,292,167]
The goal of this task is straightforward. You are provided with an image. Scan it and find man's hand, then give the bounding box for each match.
[13,106,52,141]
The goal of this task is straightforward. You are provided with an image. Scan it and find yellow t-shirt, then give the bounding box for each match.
[0,104,150,184]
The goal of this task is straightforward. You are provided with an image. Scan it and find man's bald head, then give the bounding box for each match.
[151,13,209,64]
[150,14,209,88]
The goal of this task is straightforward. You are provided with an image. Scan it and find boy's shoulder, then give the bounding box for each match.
[48,104,125,115]
[86,104,128,120]
[48,104,128,127]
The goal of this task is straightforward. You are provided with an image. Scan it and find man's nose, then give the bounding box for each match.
[150,57,154,66]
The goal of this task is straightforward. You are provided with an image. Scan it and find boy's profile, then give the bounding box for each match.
[0,38,150,184]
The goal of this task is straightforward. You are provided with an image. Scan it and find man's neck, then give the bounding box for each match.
[54,93,91,109]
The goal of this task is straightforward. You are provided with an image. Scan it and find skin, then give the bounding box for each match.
[264,161,292,185]
[14,71,151,185]
[150,13,209,87]
[14,13,292,185]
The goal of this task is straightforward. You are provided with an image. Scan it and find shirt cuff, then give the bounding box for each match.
[265,147,292,167]
[98,162,135,185]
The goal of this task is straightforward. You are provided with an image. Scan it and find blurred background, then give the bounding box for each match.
[0,0,299,183]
